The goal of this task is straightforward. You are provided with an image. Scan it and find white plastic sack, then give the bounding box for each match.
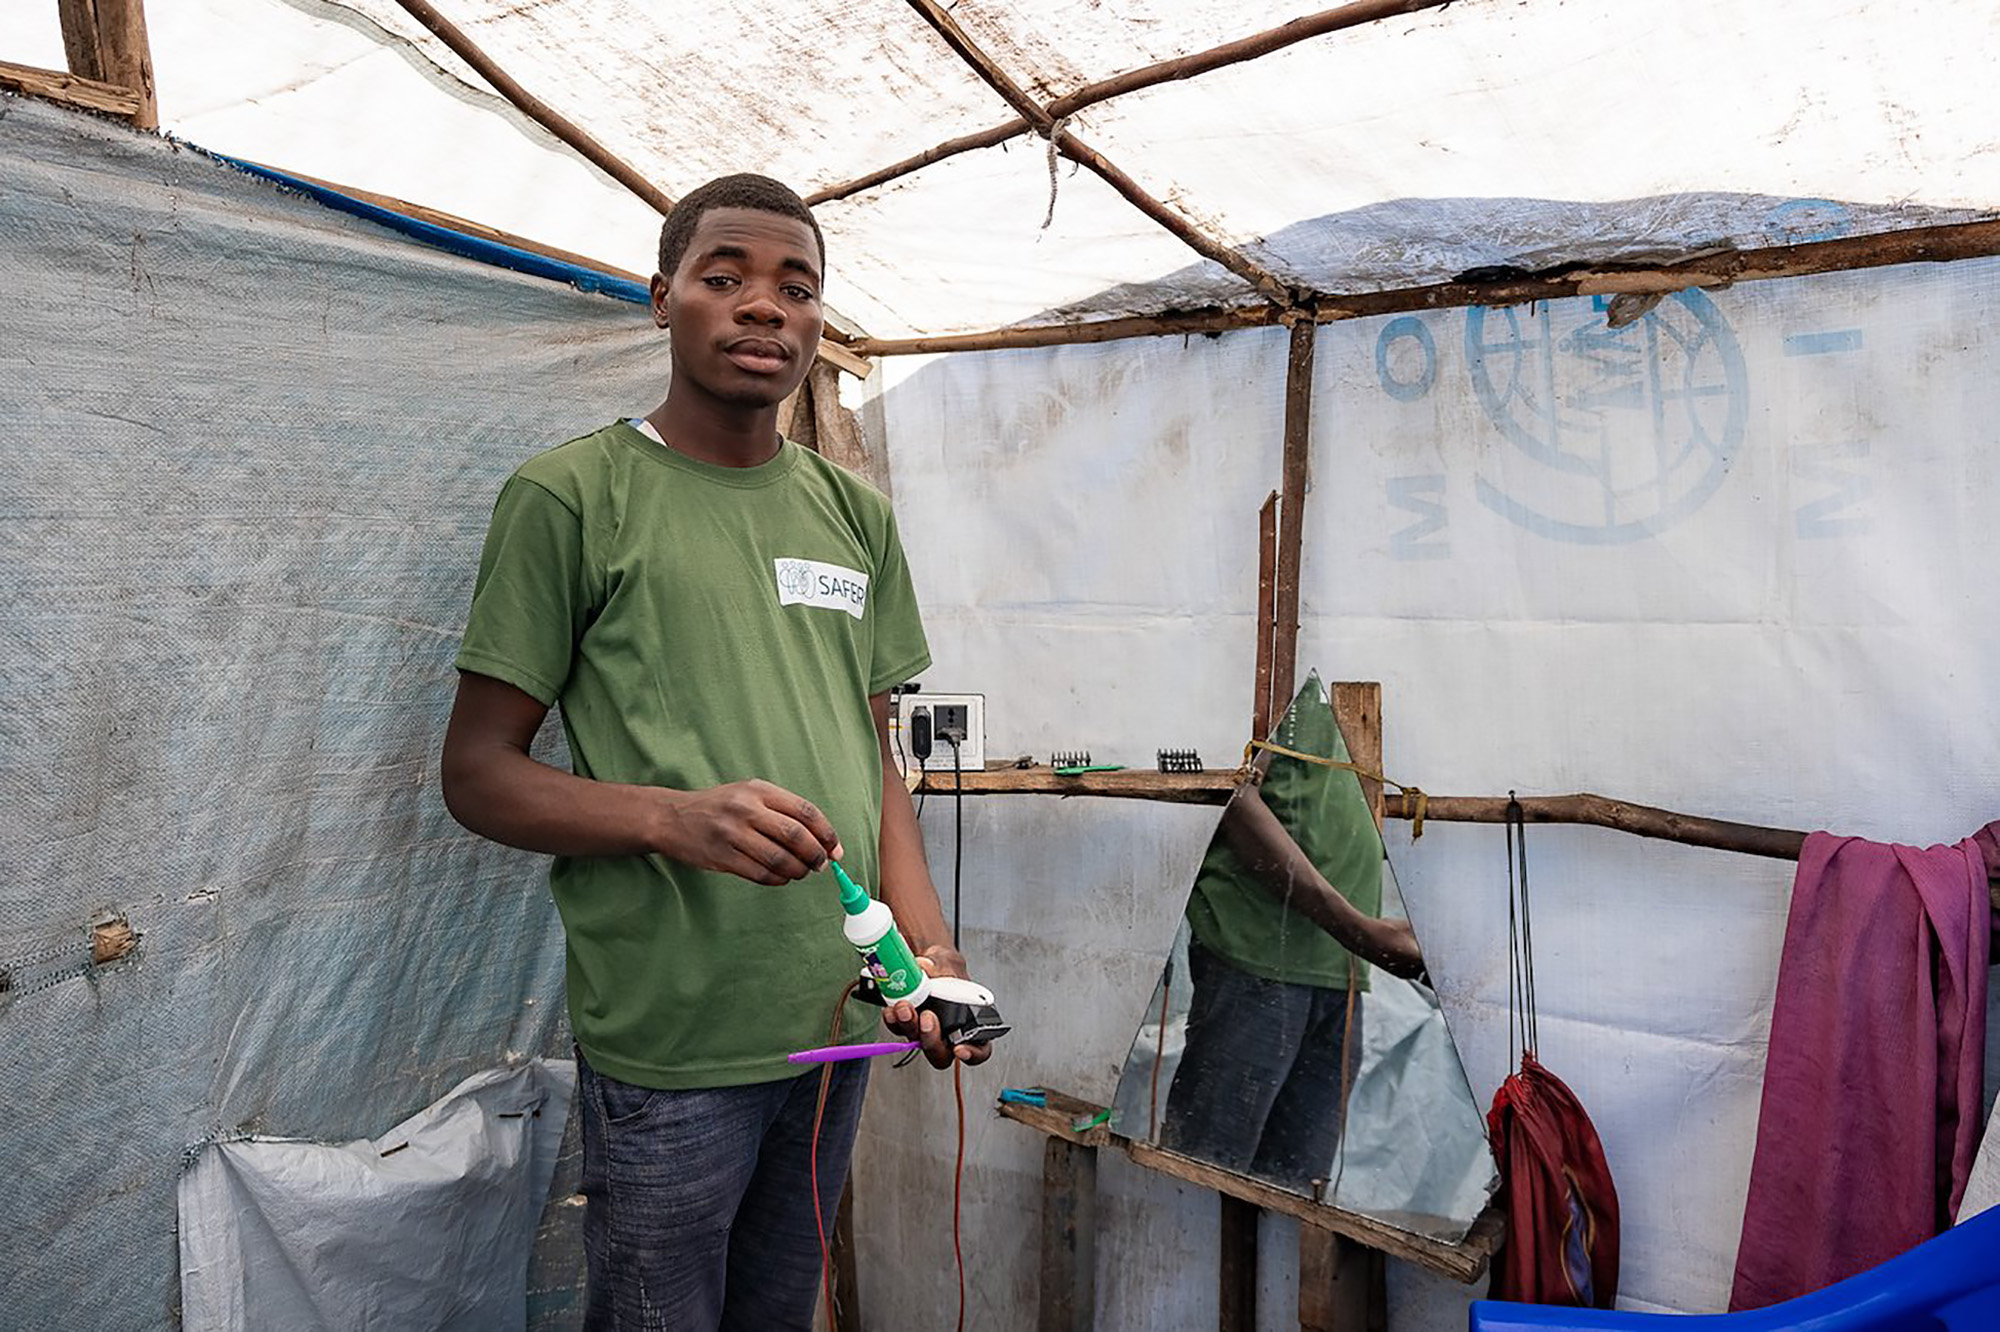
[178,1059,576,1332]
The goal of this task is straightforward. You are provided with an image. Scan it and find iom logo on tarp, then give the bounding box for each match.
[1464,290,1748,544]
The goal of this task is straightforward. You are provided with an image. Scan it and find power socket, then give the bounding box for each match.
[892,692,985,773]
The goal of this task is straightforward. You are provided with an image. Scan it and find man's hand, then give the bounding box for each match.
[882,950,995,1069]
[655,781,844,886]
[1361,916,1428,982]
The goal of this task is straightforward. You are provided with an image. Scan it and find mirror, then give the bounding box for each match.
[1110,671,1497,1244]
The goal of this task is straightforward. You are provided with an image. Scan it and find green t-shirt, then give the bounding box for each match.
[1184,674,1383,991]
[456,422,931,1089]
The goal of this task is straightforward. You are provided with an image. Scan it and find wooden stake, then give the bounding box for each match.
[847,219,2000,358]
[56,0,155,127]
[1037,1137,1097,1332]
[1271,319,1316,710]
[811,0,1454,206]
[1253,492,1279,743]
[832,1181,862,1332]
[389,0,676,217]
[1330,683,1384,827]
[901,0,1294,305]
[1219,1194,1258,1331]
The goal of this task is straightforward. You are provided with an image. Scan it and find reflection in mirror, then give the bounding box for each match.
[1111,672,1497,1243]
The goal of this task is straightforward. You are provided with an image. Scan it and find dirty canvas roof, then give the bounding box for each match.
[5,0,1997,338]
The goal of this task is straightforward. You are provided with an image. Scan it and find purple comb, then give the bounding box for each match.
[787,1040,922,1065]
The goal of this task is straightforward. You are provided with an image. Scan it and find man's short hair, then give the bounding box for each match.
[657,174,826,280]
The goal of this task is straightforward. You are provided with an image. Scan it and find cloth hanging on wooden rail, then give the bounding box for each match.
[1485,802,1622,1308]
[1729,824,1999,1311]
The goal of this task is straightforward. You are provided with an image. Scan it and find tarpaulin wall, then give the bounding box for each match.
[869,255,2000,1324]
[0,97,664,1329]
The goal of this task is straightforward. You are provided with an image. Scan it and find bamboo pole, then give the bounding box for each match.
[0,58,141,117]
[56,0,155,127]
[847,218,2000,358]
[1270,319,1316,709]
[901,0,1294,306]
[809,0,1454,206]
[389,0,675,217]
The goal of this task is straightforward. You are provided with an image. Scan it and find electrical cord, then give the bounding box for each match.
[812,978,972,1332]
[953,1059,967,1332]
[945,736,963,950]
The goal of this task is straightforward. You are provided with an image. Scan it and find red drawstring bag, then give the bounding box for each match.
[1484,800,1621,1307]
[1486,1052,1621,1305]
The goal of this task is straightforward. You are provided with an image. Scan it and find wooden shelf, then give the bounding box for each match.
[911,764,1240,804]
[997,1089,1503,1285]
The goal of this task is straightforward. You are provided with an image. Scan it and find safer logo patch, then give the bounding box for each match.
[773,557,869,619]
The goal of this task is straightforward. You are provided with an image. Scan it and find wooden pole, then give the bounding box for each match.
[1253,492,1279,743]
[56,0,155,128]
[1219,1194,1258,1331]
[1382,792,1809,860]
[846,218,2000,358]
[56,0,105,82]
[810,0,1454,206]
[1306,685,1389,1332]
[1036,1137,1097,1332]
[848,306,1281,357]
[1271,319,1316,711]
[389,0,676,217]
[901,0,1295,306]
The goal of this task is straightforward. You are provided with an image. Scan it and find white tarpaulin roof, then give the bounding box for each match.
[6,0,2000,338]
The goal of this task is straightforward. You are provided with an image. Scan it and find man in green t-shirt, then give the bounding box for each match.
[441,174,986,1331]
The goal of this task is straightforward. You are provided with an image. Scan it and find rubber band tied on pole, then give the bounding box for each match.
[1241,739,1429,838]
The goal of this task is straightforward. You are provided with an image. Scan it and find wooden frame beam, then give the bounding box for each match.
[390,0,675,217]
[903,0,1295,306]
[228,159,869,379]
[845,218,2000,358]
[0,57,140,117]
[809,0,1454,207]
[57,0,155,127]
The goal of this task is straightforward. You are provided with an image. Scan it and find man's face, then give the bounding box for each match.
[651,207,824,409]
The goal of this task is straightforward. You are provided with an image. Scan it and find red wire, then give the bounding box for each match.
[812,1062,834,1329]
[812,985,970,1332]
[812,982,857,1332]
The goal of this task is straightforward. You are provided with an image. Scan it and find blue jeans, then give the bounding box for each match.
[1160,939,1363,1193]
[577,1053,870,1332]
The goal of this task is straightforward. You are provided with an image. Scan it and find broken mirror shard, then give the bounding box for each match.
[1110,671,1496,1242]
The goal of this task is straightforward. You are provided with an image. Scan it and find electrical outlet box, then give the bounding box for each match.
[891,691,985,774]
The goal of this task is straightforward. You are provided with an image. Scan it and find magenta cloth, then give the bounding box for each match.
[1729,825,1997,1311]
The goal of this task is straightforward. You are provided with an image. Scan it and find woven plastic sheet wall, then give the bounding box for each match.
[0,96,665,1329]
